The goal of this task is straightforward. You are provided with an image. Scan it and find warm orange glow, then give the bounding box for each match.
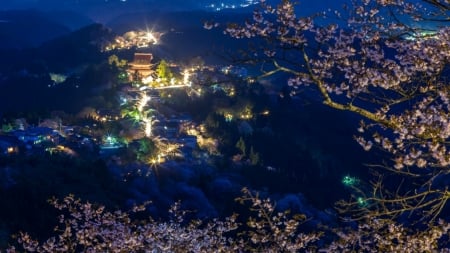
[261,110,270,115]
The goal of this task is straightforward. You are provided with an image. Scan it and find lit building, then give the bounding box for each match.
[0,135,20,155]
[127,53,154,82]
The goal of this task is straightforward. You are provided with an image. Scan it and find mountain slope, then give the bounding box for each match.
[0,10,71,49]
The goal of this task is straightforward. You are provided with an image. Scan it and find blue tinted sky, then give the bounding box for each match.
[1,0,349,12]
[3,0,433,26]
[0,0,353,23]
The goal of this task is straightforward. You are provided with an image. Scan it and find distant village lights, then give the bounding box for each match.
[105,30,163,51]
[145,31,159,45]
[144,118,152,137]
[142,76,153,85]
[183,69,191,86]
[342,175,359,187]
[206,0,258,11]
[138,93,150,113]
[143,116,157,138]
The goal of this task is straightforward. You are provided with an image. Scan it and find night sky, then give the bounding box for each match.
[1,0,350,16]
[0,0,354,29]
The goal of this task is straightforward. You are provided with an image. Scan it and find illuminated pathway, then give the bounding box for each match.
[153,84,191,90]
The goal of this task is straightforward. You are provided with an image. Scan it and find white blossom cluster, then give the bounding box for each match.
[324,218,450,252]
[223,0,449,164]
[7,191,450,252]
[9,195,240,252]
[219,0,450,219]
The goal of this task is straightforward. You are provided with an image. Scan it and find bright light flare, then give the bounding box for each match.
[146,31,158,44]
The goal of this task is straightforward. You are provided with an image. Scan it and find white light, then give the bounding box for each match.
[143,118,152,137]
[183,69,190,85]
[146,31,158,45]
[142,76,153,85]
[138,93,150,112]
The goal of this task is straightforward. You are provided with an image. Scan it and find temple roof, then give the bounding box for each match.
[132,53,153,65]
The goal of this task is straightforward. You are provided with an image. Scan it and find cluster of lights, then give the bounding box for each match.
[104,30,162,51]
[137,93,150,113]
[134,93,156,138]
[240,107,253,120]
[105,135,119,145]
[49,73,67,84]
[183,69,191,86]
[46,145,76,156]
[149,141,181,165]
[403,30,438,41]
[143,32,159,45]
[143,115,157,138]
[224,113,233,122]
[240,113,253,120]
[342,175,368,207]
[141,68,191,89]
[206,0,259,11]
[220,65,248,78]
[123,59,197,164]
[342,175,359,187]
[150,154,163,165]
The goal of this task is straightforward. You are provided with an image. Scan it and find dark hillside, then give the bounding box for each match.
[0,10,70,49]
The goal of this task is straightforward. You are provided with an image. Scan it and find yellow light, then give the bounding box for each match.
[183,69,190,84]
[146,32,158,44]
[225,113,233,122]
[138,93,150,112]
[144,118,152,137]
[7,147,14,153]
[142,76,153,84]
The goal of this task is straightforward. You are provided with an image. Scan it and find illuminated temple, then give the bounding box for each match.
[127,53,154,81]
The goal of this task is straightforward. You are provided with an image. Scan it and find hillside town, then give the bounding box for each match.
[0,36,257,184]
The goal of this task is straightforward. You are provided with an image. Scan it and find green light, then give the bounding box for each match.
[105,135,118,145]
[357,197,367,207]
[342,175,359,187]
